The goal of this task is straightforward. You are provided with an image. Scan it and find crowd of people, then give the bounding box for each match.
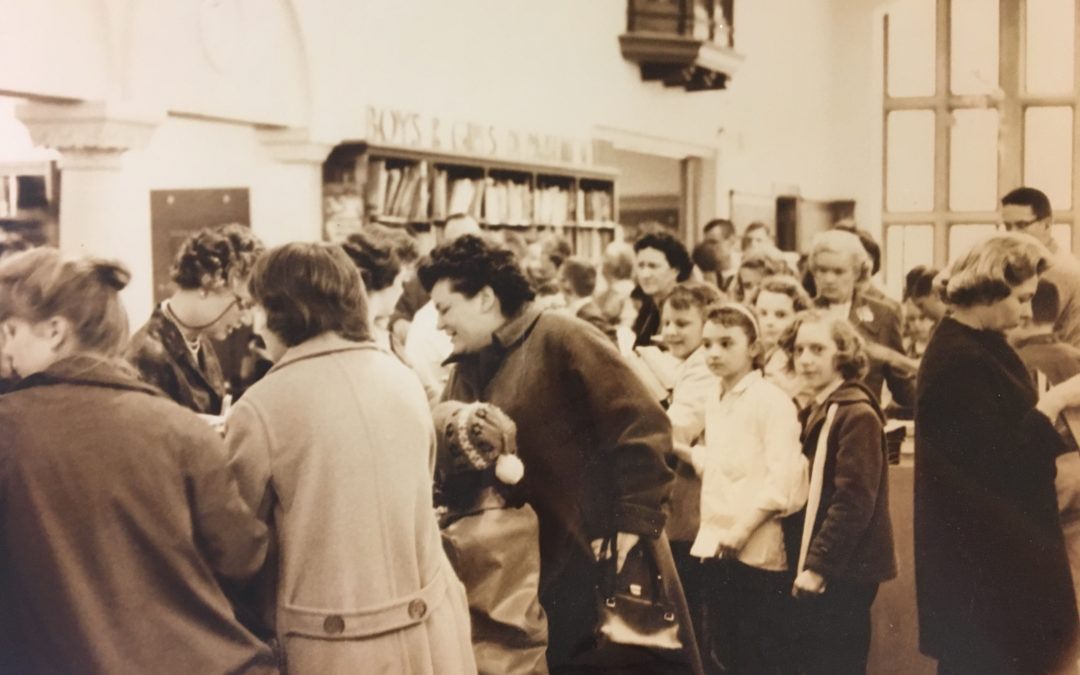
[1,186,1080,674]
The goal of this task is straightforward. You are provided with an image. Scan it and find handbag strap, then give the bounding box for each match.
[797,403,838,574]
[598,536,662,600]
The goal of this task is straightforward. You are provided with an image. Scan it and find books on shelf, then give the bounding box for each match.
[328,149,617,259]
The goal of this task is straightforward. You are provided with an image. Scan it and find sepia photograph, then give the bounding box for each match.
[1,1,1079,673]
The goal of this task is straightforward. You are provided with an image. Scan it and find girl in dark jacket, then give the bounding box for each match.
[779,310,897,674]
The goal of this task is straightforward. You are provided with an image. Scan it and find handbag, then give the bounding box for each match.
[594,536,683,651]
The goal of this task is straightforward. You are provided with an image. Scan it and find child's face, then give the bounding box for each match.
[702,320,755,382]
[754,289,796,347]
[660,304,705,361]
[738,267,764,301]
[793,320,843,395]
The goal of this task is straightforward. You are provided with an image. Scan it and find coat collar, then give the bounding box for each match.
[148,303,217,391]
[801,378,884,438]
[493,303,544,351]
[720,368,761,398]
[444,303,544,366]
[10,354,162,397]
[268,333,381,374]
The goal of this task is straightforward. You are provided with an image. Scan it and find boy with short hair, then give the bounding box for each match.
[652,280,722,658]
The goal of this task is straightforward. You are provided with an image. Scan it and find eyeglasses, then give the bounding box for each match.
[230,291,254,312]
[1000,217,1040,232]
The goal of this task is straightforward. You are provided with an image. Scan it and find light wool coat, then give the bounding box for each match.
[225,334,476,675]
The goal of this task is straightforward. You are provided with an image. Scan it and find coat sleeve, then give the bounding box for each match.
[667,356,713,446]
[879,307,916,408]
[183,421,269,581]
[223,399,276,521]
[748,389,807,520]
[805,405,884,577]
[562,321,674,537]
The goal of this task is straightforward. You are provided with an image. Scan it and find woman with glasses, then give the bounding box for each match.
[126,223,263,414]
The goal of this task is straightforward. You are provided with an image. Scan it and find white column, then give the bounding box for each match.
[16,100,162,323]
[256,128,334,246]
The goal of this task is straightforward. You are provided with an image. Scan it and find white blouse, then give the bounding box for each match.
[690,369,807,571]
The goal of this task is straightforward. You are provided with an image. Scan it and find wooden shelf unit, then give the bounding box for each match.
[322,143,620,260]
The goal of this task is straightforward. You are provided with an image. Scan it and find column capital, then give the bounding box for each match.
[257,127,334,165]
[15,100,163,159]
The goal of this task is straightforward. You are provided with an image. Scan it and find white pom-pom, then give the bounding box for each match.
[494,454,525,485]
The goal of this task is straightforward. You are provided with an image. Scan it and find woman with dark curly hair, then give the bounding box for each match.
[125,223,263,414]
[420,234,702,673]
[224,242,475,674]
[778,310,896,674]
[340,225,419,350]
[632,231,693,348]
[915,233,1080,674]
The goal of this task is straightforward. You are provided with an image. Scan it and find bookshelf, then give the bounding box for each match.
[322,144,620,260]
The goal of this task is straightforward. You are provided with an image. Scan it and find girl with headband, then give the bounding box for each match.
[673,302,807,673]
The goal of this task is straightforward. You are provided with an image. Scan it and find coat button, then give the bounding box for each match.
[408,599,427,620]
[323,615,345,635]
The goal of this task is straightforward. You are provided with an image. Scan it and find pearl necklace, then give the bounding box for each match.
[163,301,203,355]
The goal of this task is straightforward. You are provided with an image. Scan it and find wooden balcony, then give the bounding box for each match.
[619,0,743,91]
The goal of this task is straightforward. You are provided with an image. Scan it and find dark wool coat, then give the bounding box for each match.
[790,380,898,584]
[0,356,274,675]
[125,303,227,414]
[444,305,684,669]
[575,298,619,346]
[915,317,1079,673]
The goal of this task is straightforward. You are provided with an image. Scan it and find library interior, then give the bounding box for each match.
[3,1,1080,674]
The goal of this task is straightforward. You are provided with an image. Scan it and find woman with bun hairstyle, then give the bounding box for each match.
[915,233,1080,674]
[0,248,275,674]
[224,242,475,675]
[126,223,263,414]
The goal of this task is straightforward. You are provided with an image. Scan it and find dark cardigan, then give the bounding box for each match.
[789,379,898,584]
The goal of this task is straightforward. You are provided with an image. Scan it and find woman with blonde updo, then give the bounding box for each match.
[915,233,1080,674]
[126,223,263,414]
[0,248,274,674]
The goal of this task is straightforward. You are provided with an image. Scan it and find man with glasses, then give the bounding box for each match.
[1001,187,1080,347]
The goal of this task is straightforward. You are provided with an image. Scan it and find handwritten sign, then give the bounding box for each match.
[363,105,593,167]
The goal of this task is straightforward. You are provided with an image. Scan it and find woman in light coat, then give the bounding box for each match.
[225,242,476,675]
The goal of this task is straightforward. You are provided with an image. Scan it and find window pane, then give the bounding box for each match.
[887,0,936,97]
[1026,0,1076,94]
[951,0,998,94]
[886,224,934,297]
[1053,223,1073,253]
[949,109,999,210]
[948,224,996,260]
[1024,106,1073,209]
[887,110,936,212]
